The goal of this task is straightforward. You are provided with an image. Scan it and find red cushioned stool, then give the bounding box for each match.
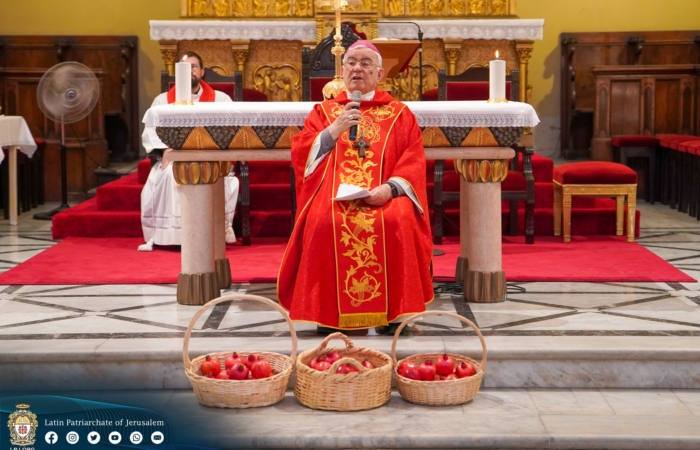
[677,140,700,220]
[656,134,697,208]
[611,135,659,204]
[553,162,638,243]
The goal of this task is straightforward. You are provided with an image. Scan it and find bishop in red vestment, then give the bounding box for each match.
[278,41,433,330]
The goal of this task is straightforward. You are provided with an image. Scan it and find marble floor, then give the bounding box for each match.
[2,201,700,449]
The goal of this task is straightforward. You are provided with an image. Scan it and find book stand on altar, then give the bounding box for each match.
[369,40,420,94]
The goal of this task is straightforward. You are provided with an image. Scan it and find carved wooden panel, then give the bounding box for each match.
[180,40,237,75]
[247,40,303,99]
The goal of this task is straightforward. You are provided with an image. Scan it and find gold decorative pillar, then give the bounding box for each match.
[456,158,510,303]
[443,39,463,76]
[515,40,534,104]
[231,40,250,82]
[159,40,179,76]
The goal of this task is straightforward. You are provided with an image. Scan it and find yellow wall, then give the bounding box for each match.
[1,0,699,157]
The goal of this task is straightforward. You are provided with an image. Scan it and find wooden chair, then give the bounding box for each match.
[158,68,263,245]
[301,24,362,102]
[433,66,535,245]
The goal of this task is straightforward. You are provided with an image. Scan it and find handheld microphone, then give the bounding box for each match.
[348,90,361,141]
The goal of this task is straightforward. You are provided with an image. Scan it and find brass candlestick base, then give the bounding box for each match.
[487,98,508,103]
[173,100,194,105]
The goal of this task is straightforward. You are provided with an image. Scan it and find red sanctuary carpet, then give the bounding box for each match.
[0,236,693,285]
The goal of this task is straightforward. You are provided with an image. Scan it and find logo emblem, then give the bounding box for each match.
[87,431,101,444]
[130,431,143,444]
[7,403,38,446]
[108,431,121,444]
[66,431,79,444]
[45,431,58,445]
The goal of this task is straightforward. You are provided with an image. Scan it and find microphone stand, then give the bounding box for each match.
[349,21,424,101]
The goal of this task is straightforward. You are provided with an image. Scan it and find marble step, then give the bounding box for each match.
[4,335,700,391]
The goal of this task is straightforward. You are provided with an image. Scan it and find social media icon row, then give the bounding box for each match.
[45,430,164,445]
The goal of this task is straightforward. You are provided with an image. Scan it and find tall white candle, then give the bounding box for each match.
[175,61,192,104]
[489,51,506,101]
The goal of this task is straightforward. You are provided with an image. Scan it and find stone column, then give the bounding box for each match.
[230,40,250,83]
[443,40,463,76]
[172,161,222,305]
[159,40,179,76]
[457,158,510,303]
[515,41,534,104]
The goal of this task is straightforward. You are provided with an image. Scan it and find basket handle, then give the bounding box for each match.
[314,332,357,354]
[182,293,298,370]
[327,356,369,374]
[390,311,487,371]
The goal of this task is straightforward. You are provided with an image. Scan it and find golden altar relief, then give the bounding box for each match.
[182,0,514,17]
[253,64,301,102]
[390,64,438,101]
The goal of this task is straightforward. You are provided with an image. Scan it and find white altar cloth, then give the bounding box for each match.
[0,116,37,164]
[143,100,540,130]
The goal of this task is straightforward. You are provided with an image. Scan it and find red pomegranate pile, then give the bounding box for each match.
[306,351,375,374]
[397,354,476,381]
[199,352,275,380]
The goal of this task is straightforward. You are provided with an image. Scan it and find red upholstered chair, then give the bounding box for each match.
[553,162,638,242]
[433,66,535,244]
[610,135,659,204]
[160,68,268,246]
[676,139,700,219]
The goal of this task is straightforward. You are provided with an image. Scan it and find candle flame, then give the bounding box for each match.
[496,50,499,59]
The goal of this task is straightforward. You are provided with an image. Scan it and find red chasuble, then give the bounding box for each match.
[166,80,216,103]
[278,90,433,329]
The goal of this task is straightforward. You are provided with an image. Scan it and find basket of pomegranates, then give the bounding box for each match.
[182,293,297,408]
[295,332,392,411]
[391,311,487,406]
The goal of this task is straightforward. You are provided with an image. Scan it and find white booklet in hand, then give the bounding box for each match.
[333,183,371,201]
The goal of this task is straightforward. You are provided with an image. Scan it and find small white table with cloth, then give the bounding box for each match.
[0,116,38,226]
[143,101,539,305]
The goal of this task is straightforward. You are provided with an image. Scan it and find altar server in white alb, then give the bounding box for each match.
[139,51,239,251]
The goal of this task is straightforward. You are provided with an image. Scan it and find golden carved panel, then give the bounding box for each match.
[390,64,439,101]
[183,0,513,17]
[246,41,303,96]
[179,40,237,75]
[457,40,516,75]
[253,64,301,101]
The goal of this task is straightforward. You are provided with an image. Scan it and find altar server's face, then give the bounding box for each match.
[342,47,384,95]
[183,55,205,90]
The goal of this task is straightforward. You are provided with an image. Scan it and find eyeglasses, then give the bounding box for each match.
[344,59,376,70]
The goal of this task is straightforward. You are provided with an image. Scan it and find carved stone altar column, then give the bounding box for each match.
[159,40,179,76]
[443,40,463,76]
[515,40,534,105]
[457,157,512,303]
[172,161,221,305]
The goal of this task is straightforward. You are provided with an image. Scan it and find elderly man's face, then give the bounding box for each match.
[342,47,384,95]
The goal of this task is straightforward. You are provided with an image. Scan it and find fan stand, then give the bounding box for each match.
[34,122,70,220]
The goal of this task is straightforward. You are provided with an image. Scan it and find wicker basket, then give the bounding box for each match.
[391,311,487,406]
[183,293,297,408]
[295,332,392,411]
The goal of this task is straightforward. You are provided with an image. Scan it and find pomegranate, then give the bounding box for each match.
[244,353,259,369]
[397,360,416,377]
[455,362,476,378]
[361,360,374,369]
[308,357,324,370]
[435,354,455,376]
[335,364,360,374]
[228,363,249,380]
[444,373,458,380]
[215,371,229,380]
[433,374,442,381]
[251,359,272,379]
[325,351,343,364]
[315,361,332,371]
[401,365,422,381]
[417,360,437,381]
[224,352,244,370]
[201,355,221,376]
